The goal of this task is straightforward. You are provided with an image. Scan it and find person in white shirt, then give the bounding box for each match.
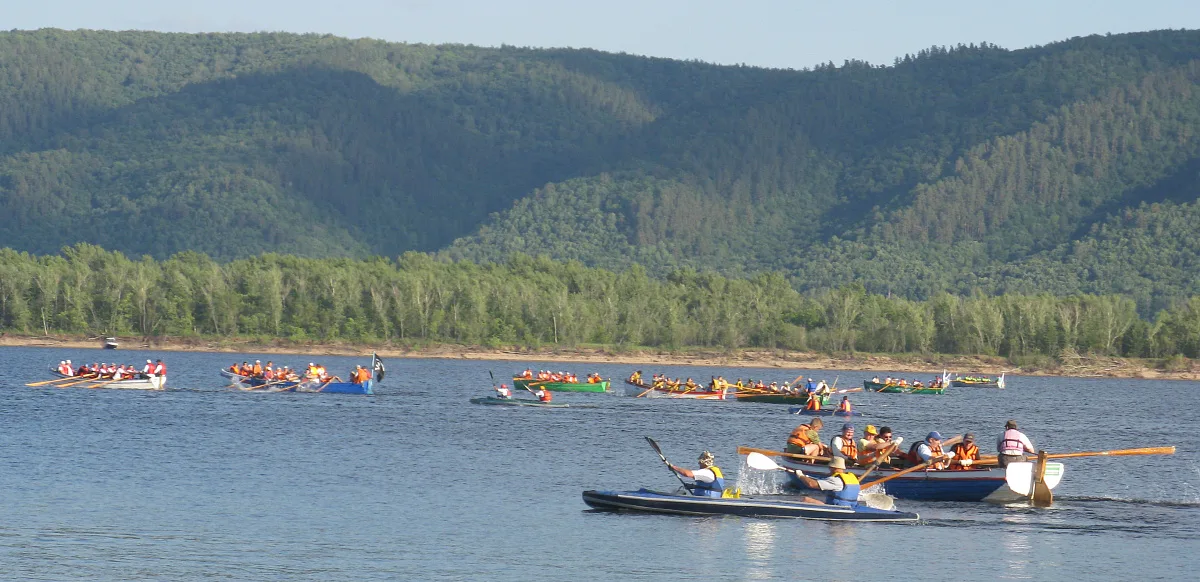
[495,384,512,399]
[996,420,1036,467]
[667,451,727,498]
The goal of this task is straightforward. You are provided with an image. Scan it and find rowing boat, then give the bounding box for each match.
[470,396,570,408]
[735,392,831,405]
[581,489,918,521]
[786,407,862,417]
[778,457,1027,502]
[297,379,373,394]
[219,369,299,391]
[513,378,609,393]
[623,380,730,399]
[950,374,1006,388]
[46,369,166,390]
[863,380,944,395]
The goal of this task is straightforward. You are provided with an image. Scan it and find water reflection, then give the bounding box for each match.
[742,521,777,580]
[1001,512,1033,579]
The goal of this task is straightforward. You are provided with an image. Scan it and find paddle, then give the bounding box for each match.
[645,436,693,492]
[737,446,831,464]
[58,374,103,387]
[858,442,900,482]
[971,445,1176,466]
[745,452,894,510]
[488,370,499,390]
[858,434,963,489]
[1030,450,1053,506]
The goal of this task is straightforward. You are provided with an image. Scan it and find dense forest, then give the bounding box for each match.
[1,29,1199,310]
[2,245,1198,362]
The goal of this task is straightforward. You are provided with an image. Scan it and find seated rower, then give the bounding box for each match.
[784,457,860,507]
[58,360,72,376]
[837,396,852,413]
[629,370,643,384]
[830,423,860,466]
[667,451,730,498]
[859,425,903,468]
[950,433,980,470]
[909,431,954,470]
[495,383,512,399]
[786,417,827,458]
[804,390,822,411]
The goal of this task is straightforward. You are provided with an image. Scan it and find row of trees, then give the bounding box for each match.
[2,245,1198,359]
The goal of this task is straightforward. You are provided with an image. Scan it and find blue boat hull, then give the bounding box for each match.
[780,459,1014,502]
[582,489,918,521]
[299,379,373,394]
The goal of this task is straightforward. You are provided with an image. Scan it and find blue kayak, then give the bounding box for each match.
[582,489,917,521]
[787,407,863,416]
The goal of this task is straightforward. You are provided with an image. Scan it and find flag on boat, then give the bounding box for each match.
[372,352,386,382]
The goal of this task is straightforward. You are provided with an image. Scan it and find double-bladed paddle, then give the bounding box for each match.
[645,436,693,491]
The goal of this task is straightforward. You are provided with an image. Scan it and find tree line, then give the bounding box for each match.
[2,244,1197,360]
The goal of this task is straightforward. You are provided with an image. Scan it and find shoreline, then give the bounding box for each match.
[3,334,1197,381]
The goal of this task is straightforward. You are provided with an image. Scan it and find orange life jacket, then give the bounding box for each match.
[837,437,858,460]
[838,400,852,412]
[538,389,552,402]
[952,442,979,470]
[788,424,816,449]
[805,395,821,410]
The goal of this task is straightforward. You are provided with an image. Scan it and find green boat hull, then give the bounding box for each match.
[864,381,944,395]
[513,379,609,393]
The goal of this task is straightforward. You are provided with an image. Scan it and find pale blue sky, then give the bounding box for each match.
[6,0,1199,69]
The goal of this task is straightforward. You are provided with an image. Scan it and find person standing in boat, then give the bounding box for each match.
[785,457,860,507]
[667,451,726,498]
[997,420,1036,467]
[950,433,980,469]
[830,423,860,466]
[152,359,166,379]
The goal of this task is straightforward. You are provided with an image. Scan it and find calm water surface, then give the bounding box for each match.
[0,347,1196,581]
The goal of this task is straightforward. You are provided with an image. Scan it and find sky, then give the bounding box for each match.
[6,0,1200,70]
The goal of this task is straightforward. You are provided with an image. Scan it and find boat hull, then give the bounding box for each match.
[219,370,299,391]
[950,377,1004,388]
[470,396,569,408]
[298,380,373,394]
[786,407,862,416]
[513,378,608,393]
[624,380,729,399]
[863,381,944,395]
[780,458,1013,502]
[736,393,830,405]
[48,370,165,390]
[582,489,918,521]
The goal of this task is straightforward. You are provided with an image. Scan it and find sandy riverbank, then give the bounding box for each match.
[3,334,1197,381]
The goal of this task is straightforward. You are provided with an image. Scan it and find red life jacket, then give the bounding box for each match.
[153,362,166,376]
[538,389,552,402]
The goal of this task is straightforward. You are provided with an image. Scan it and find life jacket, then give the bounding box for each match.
[153,362,166,376]
[908,440,944,467]
[833,436,858,461]
[691,465,726,498]
[787,424,815,449]
[252,363,263,376]
[58,363,70,375]
[538,389,552,402]
[805,394,821,410]
[999,429,1026,454]
[838,400,852,412]
[827,472,861,507]
[952,443,979,470]
[523,369,533,379]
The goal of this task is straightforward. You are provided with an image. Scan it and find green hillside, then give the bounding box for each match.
[2,29,1200,305]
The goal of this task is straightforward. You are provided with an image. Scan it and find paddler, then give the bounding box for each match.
[784,457,860,507]
[830,423,860,466]
[667,451,726,498]
[804,390,822,411]
[495,383,512,399]
[837,396,852,413]
[535,386,552,402]
[786,417,827,457]
[950,433,980,469]
[996,420,1036,467]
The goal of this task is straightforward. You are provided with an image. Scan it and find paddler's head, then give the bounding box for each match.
[1005,419,1018,430]
[698,451,715,468]
[841,423,854,437]
[828,457,847,473]
[810,418,823,430]
[926,431,943,444]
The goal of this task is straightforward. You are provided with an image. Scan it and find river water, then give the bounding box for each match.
[0,347,1195,581]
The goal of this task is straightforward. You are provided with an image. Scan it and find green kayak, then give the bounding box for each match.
[513,378,609,393]
[469,396,570,408]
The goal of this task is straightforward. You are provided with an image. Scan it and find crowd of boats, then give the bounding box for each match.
[467,367,1173,522]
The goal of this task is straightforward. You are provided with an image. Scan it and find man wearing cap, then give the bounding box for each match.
[495,383,512,399]
[786,417,827,457]
[668,451,727,498]
[997,420,1036,467]
[951,433,980,470]
[911,431,954,470]
[784,457,861,507]
[829,423,860,466]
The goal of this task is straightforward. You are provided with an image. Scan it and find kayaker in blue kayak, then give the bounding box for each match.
[667,451,726,498]
[785,457,861,507]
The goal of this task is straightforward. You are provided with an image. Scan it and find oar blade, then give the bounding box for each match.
[745,452,782,471]
[859,492,895,511]
[1005,462,1034,496]
[1042,462,1065,491]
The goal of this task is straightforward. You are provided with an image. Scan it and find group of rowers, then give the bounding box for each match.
[229,360,373,385]
[666,419,1039,507]
[628,371,833,395]
[518,369,604,384]
[57,359,166,381]
[871,376,946,389]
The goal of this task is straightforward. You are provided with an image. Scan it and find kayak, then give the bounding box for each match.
[787,407,863,416]
[470,396,570,408]
[582,489,918,521]
[513,378,608,393]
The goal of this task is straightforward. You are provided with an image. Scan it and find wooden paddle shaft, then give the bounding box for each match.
[737,446,830,463]
[972,446,1175,465]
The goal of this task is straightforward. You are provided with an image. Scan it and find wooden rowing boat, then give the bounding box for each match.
[513,378,609,393]
[47,369,165,390]
[863,380,944,394]
[623,380,730,399]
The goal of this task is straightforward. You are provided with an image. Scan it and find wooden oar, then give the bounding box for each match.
[646,436,693,491]
[58,374,103,387]
[26,375,80,387]
[972,446,1176,466]
[858,435,963,489]
[1031,450,1053,507]
[737,446,831,464]
[85,378,121,389]
[858,442,900,482]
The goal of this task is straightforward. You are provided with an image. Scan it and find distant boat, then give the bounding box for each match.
[103,337,119,350]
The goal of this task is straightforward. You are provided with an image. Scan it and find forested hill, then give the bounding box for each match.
[2,29,1200,308]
